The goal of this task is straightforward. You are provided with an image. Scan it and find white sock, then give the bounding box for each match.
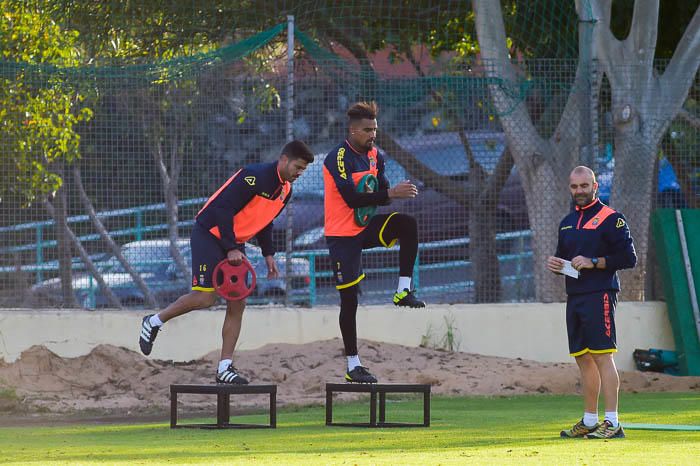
[347,355,362,371]
[604,411,619,427]
[218,359,232,373]
[397,276,411,292]
[583,412,598,427]
[149,314,164,327]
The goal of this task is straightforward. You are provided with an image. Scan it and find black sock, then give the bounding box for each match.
[338,286,359,356]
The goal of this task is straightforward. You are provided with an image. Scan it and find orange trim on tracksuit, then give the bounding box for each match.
[582,206,616,230]
[233,191,289,242]
[197,169,243,217]
[206,183,290,243]
[324,146,379,237]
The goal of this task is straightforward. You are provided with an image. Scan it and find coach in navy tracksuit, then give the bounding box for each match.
[547,166,636,440]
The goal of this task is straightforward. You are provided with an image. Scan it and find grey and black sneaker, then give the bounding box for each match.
[585,420,625,439]
[345,366,378,383]
[139,314,160,356]
[560,419,599,438]
[216,364,249,385]
[393,289,426,308]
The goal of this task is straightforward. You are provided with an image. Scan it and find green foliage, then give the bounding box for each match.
[420,313,462,352]
[0,0,91,206]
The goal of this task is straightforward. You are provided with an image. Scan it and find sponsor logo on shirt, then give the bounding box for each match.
[337,148,347,179]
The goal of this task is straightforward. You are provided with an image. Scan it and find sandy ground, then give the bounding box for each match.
[1,339,699,421]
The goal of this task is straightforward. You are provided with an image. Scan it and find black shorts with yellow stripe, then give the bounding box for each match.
[325,212,399,290]
[190,222,245,292]
[566,290,618,357]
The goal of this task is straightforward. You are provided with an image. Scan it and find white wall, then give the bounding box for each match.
[0,301,675,371]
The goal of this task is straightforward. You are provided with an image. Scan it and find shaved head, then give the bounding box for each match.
[570,165,596,183]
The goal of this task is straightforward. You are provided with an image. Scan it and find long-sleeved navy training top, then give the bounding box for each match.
[195,161,291,257]
[554,198,637,295]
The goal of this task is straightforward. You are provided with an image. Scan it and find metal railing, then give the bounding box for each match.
[0,199,534,306]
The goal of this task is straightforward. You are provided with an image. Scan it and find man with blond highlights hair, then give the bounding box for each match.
[323,101,426,383]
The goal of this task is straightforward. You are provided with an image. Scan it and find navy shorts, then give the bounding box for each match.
[190,223,245,291]
[326,213,399,289]
[566,290,618,356]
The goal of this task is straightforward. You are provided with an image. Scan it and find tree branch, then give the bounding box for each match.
[678,108,700,130]
[655,6,700,137]
[629,0,659,62]
[72,165,158,309]
[374,131,469,207]
[43,199,123,309]
[660,5,700,100]
[473,0,540,154]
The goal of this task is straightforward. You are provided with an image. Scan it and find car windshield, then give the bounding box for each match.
[101,242,188,274]
[293,132,507,197]
[393,131,506,177]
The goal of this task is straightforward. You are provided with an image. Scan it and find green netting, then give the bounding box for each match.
[0,1,698,308]
[1,23,285,82]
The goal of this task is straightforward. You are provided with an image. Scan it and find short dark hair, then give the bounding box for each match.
[281,140,314,163]
[347,101,378,122]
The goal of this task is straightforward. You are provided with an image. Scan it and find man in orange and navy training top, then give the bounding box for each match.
[324,101,426,384]
[139,140,314,384]
[547,166,636,439]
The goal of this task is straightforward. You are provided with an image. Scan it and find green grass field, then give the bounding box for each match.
[1,392,699,465]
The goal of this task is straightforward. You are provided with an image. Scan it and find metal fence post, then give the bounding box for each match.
[284,14,295,307]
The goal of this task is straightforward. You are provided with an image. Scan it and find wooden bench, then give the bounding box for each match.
[170,384,276,429]
[325,383,431,427]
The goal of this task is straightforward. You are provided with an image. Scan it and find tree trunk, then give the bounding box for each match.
[609,119,656,301]
[72,165,158,309]
[48,189,78,308]
[520,158,570,302]
[145,114,190,279]
[591,0,700,300]
[44,198,123,309]
[474,0,585,302]
[469,204,500,302]
[460,131,510,303]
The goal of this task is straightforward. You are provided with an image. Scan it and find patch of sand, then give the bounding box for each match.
[1,339,698,416]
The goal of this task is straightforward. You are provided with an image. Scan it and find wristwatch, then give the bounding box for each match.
[591,257,599,269]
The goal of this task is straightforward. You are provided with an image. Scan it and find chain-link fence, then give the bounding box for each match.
[1,1,698,309]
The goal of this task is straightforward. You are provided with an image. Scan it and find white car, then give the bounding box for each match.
[30,239,311,308]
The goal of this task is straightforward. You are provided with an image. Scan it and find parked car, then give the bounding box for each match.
[286,131,528,252]
[29,239,311,308]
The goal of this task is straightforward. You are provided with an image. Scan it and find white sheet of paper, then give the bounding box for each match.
[560,259,579,279]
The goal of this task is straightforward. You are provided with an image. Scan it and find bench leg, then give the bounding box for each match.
[170,391,178,428]
[423,390,430,427]
[217,393,227,427]
[270,390,277,428]
[369,391,377,427]
[325,389,333,425]
[379,392,386,424]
